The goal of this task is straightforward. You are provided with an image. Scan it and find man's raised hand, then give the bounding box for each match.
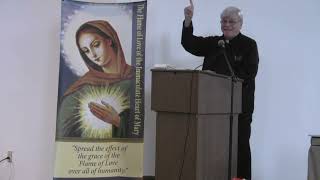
[184,0,194,27]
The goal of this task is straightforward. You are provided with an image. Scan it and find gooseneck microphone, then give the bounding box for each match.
[218,39,237,180]
[218,40,236,79]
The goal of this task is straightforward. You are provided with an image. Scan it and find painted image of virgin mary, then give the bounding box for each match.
[56,20,133,139]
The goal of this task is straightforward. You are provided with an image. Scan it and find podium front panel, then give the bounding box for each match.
[151,71,195,113]
[151,70,242,114]
[196,114,238,180]
[152,69,241,180]
[155,112,197,180]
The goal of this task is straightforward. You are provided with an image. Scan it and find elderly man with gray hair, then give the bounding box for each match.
[181,2,259,180]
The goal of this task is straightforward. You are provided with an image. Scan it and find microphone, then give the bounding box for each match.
[217,39,236,79]
[217,39,237,180]
[218,39,225,48]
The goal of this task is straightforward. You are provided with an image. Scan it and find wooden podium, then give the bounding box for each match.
[151,69,242,180]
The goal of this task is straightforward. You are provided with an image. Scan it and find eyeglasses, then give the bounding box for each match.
[220,19,239,25]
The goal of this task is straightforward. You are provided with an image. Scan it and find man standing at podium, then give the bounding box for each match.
[181,2,259,180]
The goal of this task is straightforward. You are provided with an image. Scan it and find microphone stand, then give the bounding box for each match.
[220,44,237,180]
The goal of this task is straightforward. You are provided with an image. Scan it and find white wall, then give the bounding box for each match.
[0,0,60,180]
[0,0,319,180]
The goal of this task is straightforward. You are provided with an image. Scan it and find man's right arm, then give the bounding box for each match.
[181,1,214,57]
[181,20,213,57]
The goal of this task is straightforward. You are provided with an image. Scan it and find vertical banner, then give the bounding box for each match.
[54,0,146,179]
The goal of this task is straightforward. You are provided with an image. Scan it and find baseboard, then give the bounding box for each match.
[143,176,155,180]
